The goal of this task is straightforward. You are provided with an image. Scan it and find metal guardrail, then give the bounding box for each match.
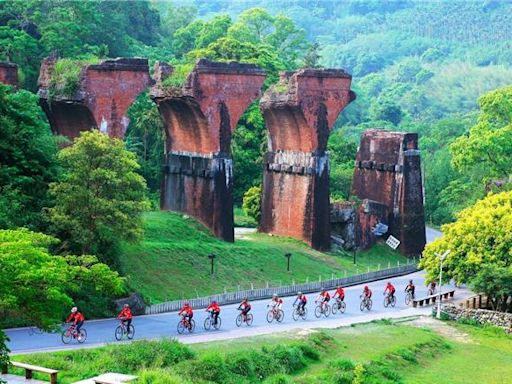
[145,264,418,315]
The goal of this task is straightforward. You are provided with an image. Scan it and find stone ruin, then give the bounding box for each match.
[259,69,356,251]
[38,57,152,140]
[0,62,18,87]
[151,59,266,241]
[330,130,426,255]
[33,56,426,256]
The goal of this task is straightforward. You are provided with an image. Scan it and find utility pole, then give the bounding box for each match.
[285,253,292,272]
[436,250,451,319]
[208,253,216,275]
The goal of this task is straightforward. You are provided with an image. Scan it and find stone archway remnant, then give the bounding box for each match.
[38,57,151,140]
[351,130,426,255]
[151,59,266,242]
[259,69,356,251]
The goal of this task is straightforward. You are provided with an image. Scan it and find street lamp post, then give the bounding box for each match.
[353,248,356,265]
[285,253,292,272]
[208,253,216,275]
[436,250,451,319]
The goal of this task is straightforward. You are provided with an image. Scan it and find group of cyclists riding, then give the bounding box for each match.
[63,279,435,340]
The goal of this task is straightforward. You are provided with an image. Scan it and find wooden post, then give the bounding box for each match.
[26,368,33,379]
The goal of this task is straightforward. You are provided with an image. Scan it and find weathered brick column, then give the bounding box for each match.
[38,57,151,139]
[0,62,18,87]
[352,130,426,255]
[260,69,355,251]
[151,59,265,241]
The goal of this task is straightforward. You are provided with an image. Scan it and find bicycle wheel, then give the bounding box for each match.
[391,296,396,308]
[127,325,135,340]
[314,305,322,318]
[189,319,195,333]
[77,329,87,343]
[266,310,274,323]
[332,301,339,315]
[292,308,300,321]
[340,301,346,314]
[360,300,365,312]
[405,293,411,305]
[246,313,253,326]
[177,321,185,334]
[367,299,372,310]
[213,317,222,330]
[115,325,124,341]
[61,329,72,344]
[384,296,389,308]
[236,314,243,327]
[276,309,284,323]
[324,304,331,317]
[204,317,212,331]
[301,307,308,320]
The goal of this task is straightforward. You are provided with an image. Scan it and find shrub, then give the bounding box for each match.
[250,350,276,379]
[162,63,194,89]
[263,373,292,384]
[333,371,354,384]
[48,57,99,100]
[225,351,256,378]
[308,331,335,350]
[331,358,355,372]
[192,353,228,383]
[138,369,185,384]
[110,339,195,370]
[297,342,321,361]
[268,345,306,373]
[242,185,262,223]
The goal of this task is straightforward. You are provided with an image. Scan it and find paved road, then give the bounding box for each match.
[7,226,448,354]
[8,272,466,355]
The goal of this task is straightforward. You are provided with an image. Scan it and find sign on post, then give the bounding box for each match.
[386,235,400,250]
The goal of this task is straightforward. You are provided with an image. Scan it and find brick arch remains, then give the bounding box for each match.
[260,69,356,251]
[38,57,152,140]
[151,59,266,242]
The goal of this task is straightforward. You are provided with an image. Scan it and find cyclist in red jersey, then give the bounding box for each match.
[293,291,307,312]
[363,285,372,298]
[179,302,194,327]
[206,300,221,325]
[117,304,133,329]
[333,286,345,301]
[405,280,415,299]
[316,289,331,310]
[238,298,251,318]
[384,282,396,300]
[269,294,283,310]
[66,307,85,333]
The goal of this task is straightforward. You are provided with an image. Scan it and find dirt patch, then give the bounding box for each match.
[406,316,473,344]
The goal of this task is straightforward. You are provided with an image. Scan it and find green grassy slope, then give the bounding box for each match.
[119,211,409,303]
[14,321,512,383]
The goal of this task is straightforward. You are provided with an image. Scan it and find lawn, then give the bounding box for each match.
[12,320,512,383]
[119,211,410,303]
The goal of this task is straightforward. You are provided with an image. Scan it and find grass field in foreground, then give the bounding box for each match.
[119,211,410,303]
[13,320,512,383]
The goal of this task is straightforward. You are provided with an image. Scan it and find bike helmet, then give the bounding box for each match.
[409,280,413,284]
[212,300,217,304]
[297,291,302,295]
[124,303,130,308]
[273,293,278,297]
[364,285,369,290]
[71,307,77,313]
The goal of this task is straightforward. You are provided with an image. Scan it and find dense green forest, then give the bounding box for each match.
[1,0,511,226]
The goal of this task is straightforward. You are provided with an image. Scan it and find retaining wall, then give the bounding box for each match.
[442,304,512,333]
[145,264,418,315]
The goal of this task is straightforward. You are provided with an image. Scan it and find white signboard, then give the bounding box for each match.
[386,235,400,250]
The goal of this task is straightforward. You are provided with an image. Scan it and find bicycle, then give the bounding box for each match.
[314,301,331,318]
[266,305,284,323]
[115,320,135,341]
[383,292,396,308]
[236,310,253,327]
[204,311,222,331]
[292,304,308,321]
[404,290,414,305]
[61,324,87,344]
[177,316,196,334]
[331,297,346,315]
[359,295,372,311]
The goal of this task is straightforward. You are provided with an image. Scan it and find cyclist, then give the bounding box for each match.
[362,285,372,299]
[238,298,251,321]
[178,302,194,329]
[117,303,133,329]
[268,293,283,312]
[316,289,330,311]
[384,282,396,300]
[405,280,415,299]
[333,285,345,302]
[293,291,307,313]
[206,300,221,326]
[66,307,85,334]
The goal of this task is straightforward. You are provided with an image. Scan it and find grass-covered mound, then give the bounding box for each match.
[119,211,408,303]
